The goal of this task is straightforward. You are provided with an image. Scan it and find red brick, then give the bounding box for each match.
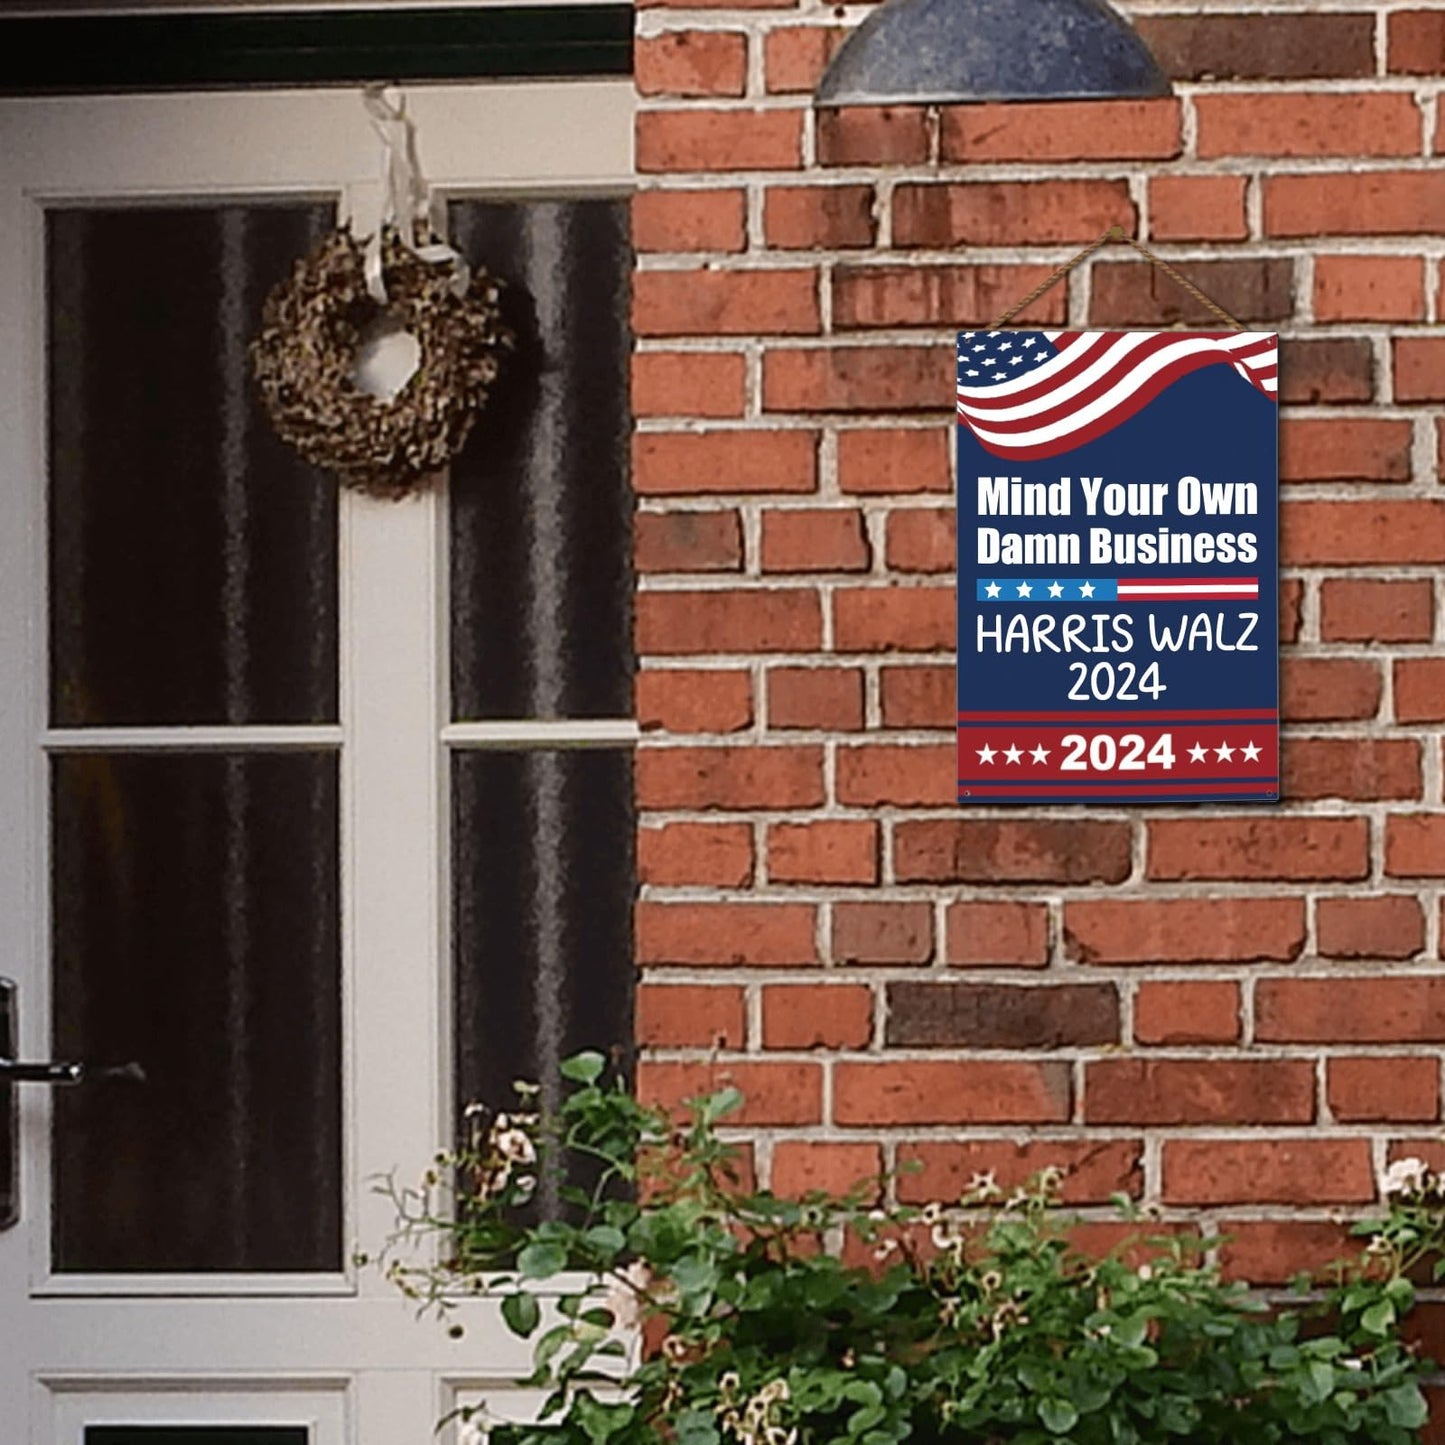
[897,1140,1142,1205]
[832,263,1065,329]
[837,428,951,494]
[1282,737,1421,802]
[763,25,849,94]
[761,508,870,572]
[1317,895,1425,960]
[880,664,953,728]
[634,351,746,418]
[639,1060,822,1126]
[1314,255,1426,321]
[1264,171,1445,237]
[1280,578,1303,643]
[639,821,753,886]
[1086,1059,1314,1126]
[1135,13,1375,81]
[834,1061,1071,1125]
[771,1142,881,1204]
[1280,657,1381,722]
[833,586,954,651]
[1386,814,1445,877]
[767,819,877,884]
[764,345,951,413]
[1133,982,1241,1045]
[1256,976,1445,1042]
[637,589,821,654]
[1396,659,1445,723]
[1147,176,1248,242]
[637,668,752,735]
[1217,1221,1358,1285]
[636,510,742,573]
[887,981,1118,1049]
[636,108,804,174]
[1389,10,1445,73]
[637,744,824,809]
[944,901,1049,968]
[1197,92,1421,158]
[637,31,747,97]
[764,184,875,249]
[885,509,955,574]
[816,106,930,166]
[1281,417,1412,482]
[762,985,874,1050]
[634,431,818,497]
[1148,817,1368,881]
[767,667,865,731]
[896,819,1132,885]
[1283,501,1445,565]
[1163,1139,1374,1206]
[1328,1056,1439,1123]
[633,188,747,253]
[894,180,1135,247]
[1090,258,1293,327]
[1395,337,1445,402]
[636,900,818,967]
[833,901,933,965]
[637,983,746,1049]
[634,268,818,337]
[1278,337,1374,405]
[941,99,1180,162]
[1065,898,1306,965]
[835,745,956,807]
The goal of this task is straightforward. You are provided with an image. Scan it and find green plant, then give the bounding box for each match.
[379,1055,1443,1445]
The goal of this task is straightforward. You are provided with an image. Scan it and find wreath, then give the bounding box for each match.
[250,225,513,496]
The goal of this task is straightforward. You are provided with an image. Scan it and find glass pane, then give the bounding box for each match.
[48,204,339,727]
[51,751,341,1273]
[88,1432,307,1445]
[452,748,634,1211]
[448,197,633,720]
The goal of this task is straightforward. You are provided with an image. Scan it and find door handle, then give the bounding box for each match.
[0,1059,146,1085]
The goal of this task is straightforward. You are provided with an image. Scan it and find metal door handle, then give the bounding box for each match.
[0,1058,146,1085]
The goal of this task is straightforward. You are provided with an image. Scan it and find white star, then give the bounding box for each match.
[1030,744,1050,765]
[1242,740,1262,762]
[988,331,1000,337]
[1047,581,1064,598]
[966,368,980,376]
[1004,744,1023,765]
[972,343,987,353]
[1078,581,1095,598]
[993,372,1008,380]
[1188,743,1207,763]
[961,332,975,340]
[1008,354,1024,365]
[1021,336,1036,348]
[984,581,1001,598]
[976,744,997,765]
[1016,582,1032,598]
[998,341,1012,351]
[1214,742,1235,762]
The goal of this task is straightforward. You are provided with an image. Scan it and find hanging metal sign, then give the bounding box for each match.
[955,329,1279,804]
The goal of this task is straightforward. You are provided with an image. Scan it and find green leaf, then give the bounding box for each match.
[1383,1384,1429,1429]
[560,1051,607,1084]
[1038,1398,1079,1435]
[502,1291,542,1338]
[517,1241,568,1280]
[675,1412,720,1445]
[584,1224,627,1257]
[1361,1300,1396,1336]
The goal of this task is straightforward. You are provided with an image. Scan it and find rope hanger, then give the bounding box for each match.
[988,224,1247,333]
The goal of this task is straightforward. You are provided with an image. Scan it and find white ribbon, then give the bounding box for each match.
[360,85,470,303]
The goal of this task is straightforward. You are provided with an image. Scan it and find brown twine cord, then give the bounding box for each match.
[987,224,1246,332]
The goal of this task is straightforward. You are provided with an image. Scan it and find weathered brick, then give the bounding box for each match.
[896,819,1132,885]
[771,1141,882,1199]
[1264,171,1445,237]
[639,1060,822,1126]
[1281,657,1381,722]
[764,184,876,249]
[1147,175,1248,242]
[835,745,956,807]
[636,900,818,967]
[1317,895,1425,960]
[763,25,850,94]
[637,744,824,809]
[834,1060,1072,1125]
[1133,981,1241,1045]
[639,821,754,886]
[1282,738,1421,802]
[1314,255,1426,321]
[761,508,870,572]
[886,509,955,574]
[1196,92,1421,158]
[767,666,866,732]
[633,188,747,253]
[637,668,752,735]
[764,345,951,412]
[1280,578,1303,643]
[1278,337,1373,405]
[1281,417,1412,482]
[637,109,804,173]
[1395,659,1445,723]
[941,99,1180,161]
[634,430,818,496]
[1284,500,1445,564]
[637,588,821,654]
[1090,259,1294,326]
[945,901,1050,967]
[833,902,934,965]
[834,586,954,651]
[1218,1221,1359,1284]
[1148,817,1369,881]
[833,263,1065,329]
[636,31,748,98]
[1388,10,1445,73]
[1386,814,1445,877]
[893,180,1136,248]
[768,819,878,884]
[897,1140,1142,1205]
[1088,1059,1314,1125]
[634,351,747,418]
[636,510,743,573]
[1134,14,1376,81]
[762,985,874,1050]
[880,664,954,728]
[1395,337,1445,402]
[888,981,1119,1049]
[638,983,746,1048]
[634,267,819,337]
[837,427,952,494]
[1162,1138,1374,1205]
[1065,898,1306,965]
[1256,976,1445,1042]
[1328,1056,1439,1122]
[817,106,930,166]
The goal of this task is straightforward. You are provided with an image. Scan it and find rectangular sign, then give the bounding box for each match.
[956,329,1279,804]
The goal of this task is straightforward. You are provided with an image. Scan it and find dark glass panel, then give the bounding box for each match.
[51,751,341,1273]
[452,748,634,1212]
[48,204,338,727]
[88,1432,307,1445]
[448,197,633,720]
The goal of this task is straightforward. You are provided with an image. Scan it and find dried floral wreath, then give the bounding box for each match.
[250,225,513,496]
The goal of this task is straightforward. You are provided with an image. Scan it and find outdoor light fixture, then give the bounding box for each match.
[814,0,1172,106]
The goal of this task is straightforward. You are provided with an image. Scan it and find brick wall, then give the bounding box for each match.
[630,0,1445,1313]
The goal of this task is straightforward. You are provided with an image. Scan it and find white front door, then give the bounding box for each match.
[0,83,635,1445]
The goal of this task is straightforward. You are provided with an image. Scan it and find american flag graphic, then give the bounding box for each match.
[957,330,1279,460]
[975,577,1260,602]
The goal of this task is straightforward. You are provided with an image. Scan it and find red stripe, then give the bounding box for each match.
[959,333,1157,419]
[957,334,1113,414]
[1116,577,1257,587]
[958,782,1278,797]
[959,709,1278,721]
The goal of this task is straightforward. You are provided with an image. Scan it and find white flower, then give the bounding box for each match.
[604,1260,651,1332]
[494,1127,536,1165]
[1137,1264,1153,1281]
[920,1202,944,1224]
[1383,1156,1431,1198]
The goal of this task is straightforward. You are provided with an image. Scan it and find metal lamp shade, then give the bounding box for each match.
[815,0,1172,105]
